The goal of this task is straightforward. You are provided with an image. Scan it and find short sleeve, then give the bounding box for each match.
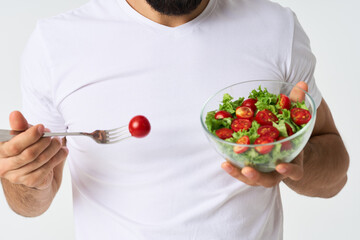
[286,12,322,108]
[20,23,67,132]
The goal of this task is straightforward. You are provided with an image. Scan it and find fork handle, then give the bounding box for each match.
[43,132,83,137]
[0,130,84,142]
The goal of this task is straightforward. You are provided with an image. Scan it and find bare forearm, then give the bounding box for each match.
[1,178,56,217]
[1,159,65,217]
[284,133,349,198]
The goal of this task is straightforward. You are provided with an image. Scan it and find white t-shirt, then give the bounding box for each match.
[20,0,322,239]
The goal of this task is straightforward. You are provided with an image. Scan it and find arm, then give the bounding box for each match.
[282,99,349,197]
[221,84,349,198]
[1,162,65,217]
[0,111,68,217]
[2,23,70,216]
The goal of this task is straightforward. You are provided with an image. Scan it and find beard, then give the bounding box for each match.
[145,0,203,16]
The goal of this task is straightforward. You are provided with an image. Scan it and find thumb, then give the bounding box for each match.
[289,81,308,102]
[9,111,29,131]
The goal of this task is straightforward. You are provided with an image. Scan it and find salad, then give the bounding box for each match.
[205,86,312,168]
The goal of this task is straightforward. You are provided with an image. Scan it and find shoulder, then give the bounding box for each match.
[219,0,293,19]
[36,0,123,32]
[218,0,298,54]
[217,0,296,32]
[32,0,127,57]
[240,0,292,17]
[243,0,291,13]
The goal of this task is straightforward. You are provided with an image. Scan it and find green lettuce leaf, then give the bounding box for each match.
[273,120,288,137]
[205,111,233,134]
[250,86,278,114]
[276,109,290,121]
[228,120,260,143]
[291,100,308,110]
[270,143,292,161]
[219,93,244,114]
[249,86,277,103]
[255,100,277,113]
[291,136,303,148]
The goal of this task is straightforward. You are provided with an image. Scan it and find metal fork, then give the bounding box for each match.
[0,126,131,144]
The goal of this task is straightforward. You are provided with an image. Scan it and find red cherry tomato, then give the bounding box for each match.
[215,128,234,140]
[257,125,280,139]
[254,136,275,154]
[231,118,252,132]
[235,106,254,120]
[278,94,291,110]
[255,109,279,126]
[291,108,312,125]
[285,123,294,136]
[241,98,257,112]
[215,110,232,119]
[278,136,292,151]
[129,115,151,138]
[233,135,250,154]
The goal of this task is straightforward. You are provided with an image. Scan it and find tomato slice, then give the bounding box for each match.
[231,118,252,132]
[233,135,250,154]
[215,110,232,119]
[241,98,257,112]
[257,125,280,139]
[255,109,279,126]
[215,128,234,140]
[235,106,254,120]
[278,136,292,151]
[278,94,291,110]
[291,108,312,125]
[129,115,151,138]
[254,136,275,154]
[285,123,294,136]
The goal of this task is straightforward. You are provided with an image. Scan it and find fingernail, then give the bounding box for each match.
[38,125,44,134]
[243,170,255,179]
[277,166,287,174]
[222,163,233,173]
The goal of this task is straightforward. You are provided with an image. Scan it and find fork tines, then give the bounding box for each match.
[105,126,132,144]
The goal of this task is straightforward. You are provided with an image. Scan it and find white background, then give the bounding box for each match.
[0,0,359,239]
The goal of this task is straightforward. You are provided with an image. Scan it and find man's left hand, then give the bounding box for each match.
[221,151,304,188]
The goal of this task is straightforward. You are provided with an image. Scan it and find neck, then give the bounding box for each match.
[126,0,210,27]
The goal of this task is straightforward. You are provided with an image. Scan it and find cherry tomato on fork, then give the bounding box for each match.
[129,115,151,138]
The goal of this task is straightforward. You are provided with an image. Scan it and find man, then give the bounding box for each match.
[0,0,349,239]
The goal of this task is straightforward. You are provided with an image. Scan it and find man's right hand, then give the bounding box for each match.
[0,111,68,190]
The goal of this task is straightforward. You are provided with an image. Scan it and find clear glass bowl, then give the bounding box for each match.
[200,80,317,172]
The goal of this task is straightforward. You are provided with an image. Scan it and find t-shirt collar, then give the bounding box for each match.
[116,0,217,34]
